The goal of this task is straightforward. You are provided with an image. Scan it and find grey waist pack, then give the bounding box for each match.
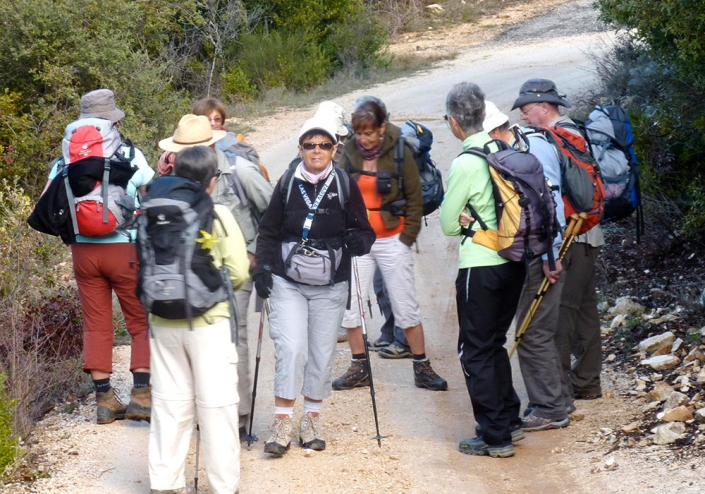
[281,241,342,286]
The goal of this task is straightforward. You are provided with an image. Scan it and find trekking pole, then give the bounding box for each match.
[194,423,201,491]
[244,297,268,447]
[351,256,387,448]
[508,213,586,358]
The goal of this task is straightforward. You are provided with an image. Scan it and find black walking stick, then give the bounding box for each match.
[244,297,268,447]
[351,256,387,447]
[194,423,200,491]
[508,213,586,357]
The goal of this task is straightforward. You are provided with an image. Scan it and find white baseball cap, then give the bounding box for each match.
[314,101,348,137]
[298,117,338,144]
[483,101,509,133]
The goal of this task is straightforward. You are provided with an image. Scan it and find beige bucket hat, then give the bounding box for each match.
[79,89,125,123]
[159,114,227,152]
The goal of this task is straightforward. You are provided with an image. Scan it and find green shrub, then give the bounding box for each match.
[0,374,18,475]
[326,6,388,74]
[222,65,259,102]
[0,180,84,435]
[238,30,333,92]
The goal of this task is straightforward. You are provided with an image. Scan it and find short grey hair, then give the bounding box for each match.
[353,95,389,122]
[446,82,485,135]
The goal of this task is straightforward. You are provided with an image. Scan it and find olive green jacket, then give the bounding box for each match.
[341,123,423,247]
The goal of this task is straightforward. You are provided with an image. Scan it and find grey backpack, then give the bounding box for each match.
[136,176,228,322]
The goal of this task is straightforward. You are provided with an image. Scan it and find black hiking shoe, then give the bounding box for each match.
[474,423,525,442]
[413,360,448,391]
[332,359,370,390]
[459,437,515,458]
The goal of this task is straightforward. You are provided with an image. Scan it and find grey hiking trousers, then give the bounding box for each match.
[515,257,571,420]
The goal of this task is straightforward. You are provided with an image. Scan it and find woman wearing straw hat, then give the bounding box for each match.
[144,143,249,494]
[171,107,275,439]
[252,115,375,456]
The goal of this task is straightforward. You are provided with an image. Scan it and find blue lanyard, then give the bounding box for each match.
[298,172,335,240]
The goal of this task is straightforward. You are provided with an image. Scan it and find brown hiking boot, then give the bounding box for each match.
[96,388,126,424]
[413,360,448,391]
[126,386,151,423]
[332,359,370,391]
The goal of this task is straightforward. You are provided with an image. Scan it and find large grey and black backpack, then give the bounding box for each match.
[136,176,228,322]
[585,104,643,240]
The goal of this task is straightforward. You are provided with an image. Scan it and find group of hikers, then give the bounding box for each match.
[32,76,609,493]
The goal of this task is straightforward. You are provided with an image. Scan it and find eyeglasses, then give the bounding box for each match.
[301,142,334,151]
[214,169,223,180]
[519,103,542,116]
[444,114,452,130]
[209,117,223,124]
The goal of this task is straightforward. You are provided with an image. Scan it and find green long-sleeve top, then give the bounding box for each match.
[439,131,508,269]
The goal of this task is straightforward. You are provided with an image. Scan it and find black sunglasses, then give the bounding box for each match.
[214,169,223,179]
[302,142,334,151]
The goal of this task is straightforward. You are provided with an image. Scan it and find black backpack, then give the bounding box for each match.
[399,120,444,217]
[136,176,230,324]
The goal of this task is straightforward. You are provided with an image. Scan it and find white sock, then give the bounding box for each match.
[303,399,322,416]
[274,406,294,418]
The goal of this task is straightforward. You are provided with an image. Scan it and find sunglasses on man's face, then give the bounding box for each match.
[301,142,334,151]
[214,169,223,179]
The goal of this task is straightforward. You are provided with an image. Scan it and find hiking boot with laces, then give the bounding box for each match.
[96,388,126,425]
[125,386,151,423]
[299,412,325,451]
[459,437,515,458]
[475,422,525,442]
[378,341,412,359]
[521,413,570,432]
[264,416,293,456]
[413,360,448,391]
[367,337,392,351]
[332,359,370,391]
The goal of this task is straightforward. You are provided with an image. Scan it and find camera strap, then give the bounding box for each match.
[298,172,335,241]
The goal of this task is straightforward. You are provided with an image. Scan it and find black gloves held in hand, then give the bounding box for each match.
[344,231,366,257]
[254,266,272,299]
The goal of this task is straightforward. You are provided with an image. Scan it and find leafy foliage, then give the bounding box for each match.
[596,2,705,241]
[0,374,18,475]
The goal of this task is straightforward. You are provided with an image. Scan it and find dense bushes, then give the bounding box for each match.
[0,180,85,444]
[596,1,705,241]
[0,0,388,198]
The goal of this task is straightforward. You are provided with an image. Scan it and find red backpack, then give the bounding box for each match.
[537,124,605,234]
[61,118,138,237]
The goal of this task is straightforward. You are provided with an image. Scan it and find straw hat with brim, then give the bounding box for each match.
[314,101,348,137]
[79,89,126,123]
[298,117,338,144]
[483,101,509,133]
[511,78,572,110]
[159,114,227,152]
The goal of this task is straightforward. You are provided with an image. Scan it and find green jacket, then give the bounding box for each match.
[439,131,507,269]
[342,123,423,247]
